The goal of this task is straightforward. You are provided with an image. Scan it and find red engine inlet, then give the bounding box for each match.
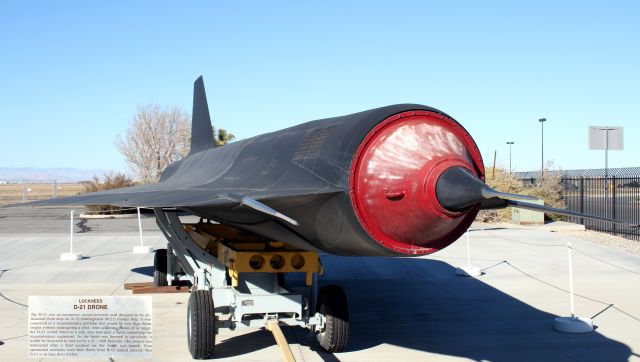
[349,110,485,255]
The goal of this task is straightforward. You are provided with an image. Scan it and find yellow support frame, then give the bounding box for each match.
[182,222,322,287]
[217,243,321,287]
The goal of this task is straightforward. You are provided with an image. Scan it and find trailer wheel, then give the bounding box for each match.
[187,290,216,359]
[153,249,168,287]
[316,285,349,353]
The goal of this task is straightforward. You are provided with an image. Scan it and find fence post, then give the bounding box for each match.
[612,176,617,233]
[579,178,584,226]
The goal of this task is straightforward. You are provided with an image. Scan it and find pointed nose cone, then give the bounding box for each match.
[436,166,539,211]
[435,166,490,211]
[349,110,484,255]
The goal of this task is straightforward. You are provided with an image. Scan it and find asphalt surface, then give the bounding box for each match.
[1,206,639,361]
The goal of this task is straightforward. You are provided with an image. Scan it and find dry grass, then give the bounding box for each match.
[0,183,85,206]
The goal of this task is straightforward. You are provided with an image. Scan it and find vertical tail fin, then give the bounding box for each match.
[189,76,214,155]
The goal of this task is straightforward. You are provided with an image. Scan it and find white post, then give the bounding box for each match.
[133,207,154,253]
[60,209,82,261]
[137,207,144,247]
[69,209,74,253]
[466,230,471,268]
[553,240,593,333]
[567,241,575,318]
[456,229,481,277]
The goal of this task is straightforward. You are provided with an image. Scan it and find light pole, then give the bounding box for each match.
[599,127,616,219]
[598,127,616,182]
[539,118,547,175]
[506,141,514,174]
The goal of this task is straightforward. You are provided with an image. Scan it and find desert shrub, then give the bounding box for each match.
[82,172,136,214]
[475,165,565,223]
[475,167,525,223]
[525,171,566,221]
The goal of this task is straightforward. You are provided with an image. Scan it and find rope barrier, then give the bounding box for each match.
[481,229,640,275]
[498,259,640,323]
[482,229,566,247]
[475,228,640,323]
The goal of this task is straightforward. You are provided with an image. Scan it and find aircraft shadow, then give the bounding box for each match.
[131,266,154,277]
[131,256,632,361]
[315,256,632,362]
[212,329,275,358]
[214,325,340,362]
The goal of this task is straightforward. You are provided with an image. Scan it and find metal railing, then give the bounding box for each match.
[561,176,640,240]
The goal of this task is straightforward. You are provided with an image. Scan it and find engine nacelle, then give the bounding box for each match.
[349,110,484,255]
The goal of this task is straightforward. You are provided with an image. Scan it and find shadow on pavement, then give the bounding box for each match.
[131,266,154,277]
[129,255,632,361]
[214,327,341,362]
[316,256,631,362]
[212,329,276,359]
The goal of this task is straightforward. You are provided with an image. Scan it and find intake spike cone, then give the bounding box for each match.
[435,166,539,212]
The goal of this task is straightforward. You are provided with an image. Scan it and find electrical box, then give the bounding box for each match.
[511,199,545,225]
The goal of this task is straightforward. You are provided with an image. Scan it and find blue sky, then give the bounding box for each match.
[1,1,638,174]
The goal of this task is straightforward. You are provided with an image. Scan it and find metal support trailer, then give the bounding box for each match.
[153,208,349,359]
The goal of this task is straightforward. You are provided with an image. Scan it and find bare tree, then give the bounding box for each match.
[116,103,190,183]
[116,103,236,183]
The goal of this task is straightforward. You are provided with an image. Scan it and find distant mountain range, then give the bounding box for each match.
[0,167,114,183]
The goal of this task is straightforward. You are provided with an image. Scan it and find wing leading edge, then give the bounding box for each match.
[14,184,342,209]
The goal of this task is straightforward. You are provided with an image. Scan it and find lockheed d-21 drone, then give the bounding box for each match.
[28,77,628,359]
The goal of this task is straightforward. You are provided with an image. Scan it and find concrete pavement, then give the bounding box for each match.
[0,207,639,361]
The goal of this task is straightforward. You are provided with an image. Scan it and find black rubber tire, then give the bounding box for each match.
[187,290,216,359]
[316,285,349,353]
[153,249,168,287]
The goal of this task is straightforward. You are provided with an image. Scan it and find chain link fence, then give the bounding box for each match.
[0,180,85,206]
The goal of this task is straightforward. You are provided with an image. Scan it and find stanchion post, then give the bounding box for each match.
[133,207,154,253]
[137,207,144,247]
[456,229,481,277]
[466,230,471,268]
[60,209,82,261]
[568,241,575,318]
[553,241,593,333]
[69,209,74,254]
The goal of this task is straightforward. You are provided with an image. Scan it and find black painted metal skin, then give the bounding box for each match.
[22,77,631,256]
[172,101,449,256]
[24,77,456,256]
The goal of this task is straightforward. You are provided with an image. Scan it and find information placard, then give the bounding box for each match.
[28,296,152,358]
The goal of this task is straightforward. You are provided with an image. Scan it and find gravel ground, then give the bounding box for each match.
[556,229,640,255]
[473,220,640,256]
